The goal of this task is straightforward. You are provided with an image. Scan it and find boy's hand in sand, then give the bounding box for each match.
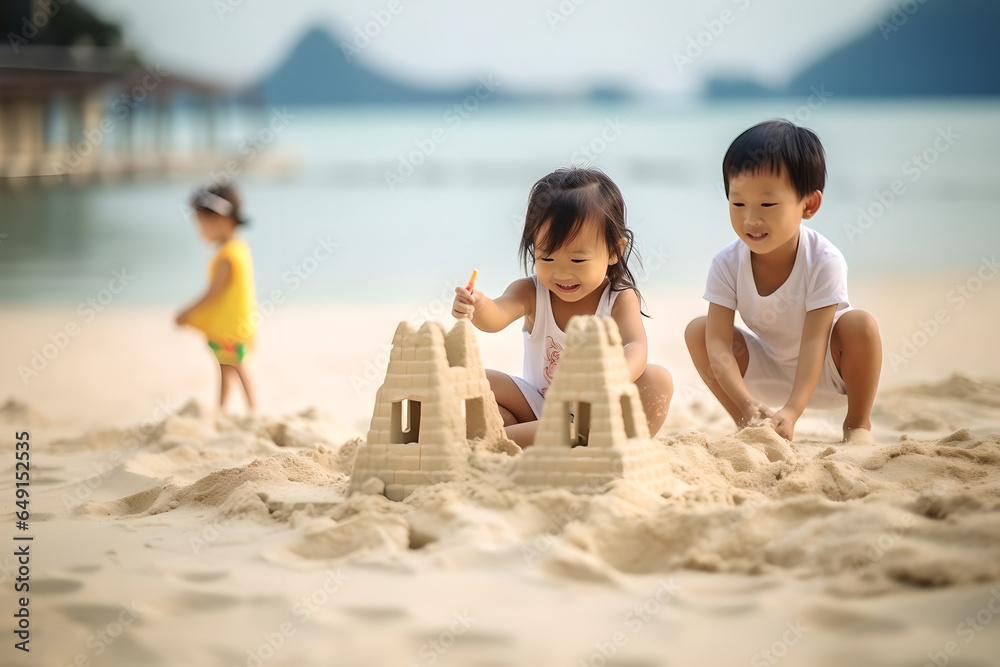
[739,398,772,428]
[452,286,479,320]
[769,407,799,441]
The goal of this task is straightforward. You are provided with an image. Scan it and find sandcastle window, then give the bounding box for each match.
[620,394,638,439]
[464,396,487,440]
[565,401,591,447]
[391,399,421,444]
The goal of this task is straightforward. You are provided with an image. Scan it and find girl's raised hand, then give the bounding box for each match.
[452,286,478,320]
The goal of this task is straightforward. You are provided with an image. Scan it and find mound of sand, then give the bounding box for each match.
[61,384,1000,598]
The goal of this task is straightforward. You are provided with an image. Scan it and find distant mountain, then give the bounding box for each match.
[708,0,1000,98]
[254,27,516,106]
[254,27,632,107]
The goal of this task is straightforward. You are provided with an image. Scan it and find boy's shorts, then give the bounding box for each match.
[739,326,847,410]
[208,339,253,366]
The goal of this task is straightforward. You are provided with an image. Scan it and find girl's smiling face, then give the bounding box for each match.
[534,217,619,303]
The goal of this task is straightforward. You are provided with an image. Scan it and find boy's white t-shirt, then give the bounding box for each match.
[703,225,852,365]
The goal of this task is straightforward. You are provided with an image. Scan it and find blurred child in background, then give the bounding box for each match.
[176,183,258,413]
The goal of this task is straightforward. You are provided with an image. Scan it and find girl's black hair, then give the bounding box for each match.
[190,182,248,226]
[722,119,826,200]
[518,167,647,316]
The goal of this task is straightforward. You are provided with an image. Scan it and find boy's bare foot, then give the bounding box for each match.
[842,427,875,445]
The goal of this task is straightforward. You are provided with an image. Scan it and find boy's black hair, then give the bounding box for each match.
[722,120,826,200]
[518,167,647,316]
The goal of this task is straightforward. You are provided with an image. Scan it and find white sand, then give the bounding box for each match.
[2,277,1000,666]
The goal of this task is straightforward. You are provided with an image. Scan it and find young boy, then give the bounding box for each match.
[685,120,881,443]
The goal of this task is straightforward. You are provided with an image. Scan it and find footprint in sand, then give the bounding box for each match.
[801,605,907,634]
[167,570,229,584]
[341,606,408,620]
[30,578,85,595]
[56,601,146,627]
[157,591,242,614]
[411,629,515,647]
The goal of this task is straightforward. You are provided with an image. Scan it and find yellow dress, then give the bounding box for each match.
[187,238,257,364]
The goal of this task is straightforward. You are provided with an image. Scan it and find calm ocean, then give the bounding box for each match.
[0,99,997,306]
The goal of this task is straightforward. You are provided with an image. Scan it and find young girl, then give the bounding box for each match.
[452,168,672,448]
[175,184,258,412]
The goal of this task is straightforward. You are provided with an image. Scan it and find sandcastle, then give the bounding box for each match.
[349,315,671,500]
[348,319,509,501]
[508,315,672,494]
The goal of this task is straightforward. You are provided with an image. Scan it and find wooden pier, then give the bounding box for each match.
[0,44,269,185]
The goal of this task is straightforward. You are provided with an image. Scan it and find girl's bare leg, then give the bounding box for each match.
[233,363,257,413]
[219,363,237,409]
[486,369,538,448]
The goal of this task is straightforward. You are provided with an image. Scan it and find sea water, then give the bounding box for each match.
[0,98,997,306]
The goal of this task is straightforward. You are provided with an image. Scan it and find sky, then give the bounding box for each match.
[82,0,900,97]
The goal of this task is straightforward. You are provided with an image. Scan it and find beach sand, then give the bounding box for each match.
[2,275,999,666]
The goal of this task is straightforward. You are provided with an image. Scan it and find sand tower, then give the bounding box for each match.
[349,319,508,501]
[509,316,672,494]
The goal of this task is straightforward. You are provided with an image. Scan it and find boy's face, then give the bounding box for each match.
[533,217,617,304]
[727,168,821,258]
